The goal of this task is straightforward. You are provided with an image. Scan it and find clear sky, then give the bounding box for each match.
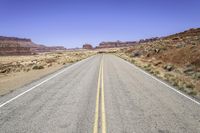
[0,0,200,48]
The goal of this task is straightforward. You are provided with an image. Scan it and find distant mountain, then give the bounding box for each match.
[96,41,137,48]
[96,28,200,49]
[0,36,66,55]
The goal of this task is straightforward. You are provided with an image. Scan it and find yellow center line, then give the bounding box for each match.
[93,55,107,133]
[93,59,102,133]
[101,57,107,133]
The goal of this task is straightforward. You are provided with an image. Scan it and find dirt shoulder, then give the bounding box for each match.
[0,50,96,96]
[0,64,63,96]
[114,50,200,101]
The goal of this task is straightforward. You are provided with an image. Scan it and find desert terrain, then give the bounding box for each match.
[1,28,200,101]
[114,28,200,100]
[1,28,200,133]
[0,50,96,96]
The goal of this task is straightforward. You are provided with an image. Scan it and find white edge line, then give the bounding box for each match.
[0,56,93,108]
[118,56,200,106]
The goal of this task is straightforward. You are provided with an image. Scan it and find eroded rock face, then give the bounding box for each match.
[83,44,93,49]
[0,36,34,55]
[32,45,66,53]
[96,41,137,48]
[0,36,66,55]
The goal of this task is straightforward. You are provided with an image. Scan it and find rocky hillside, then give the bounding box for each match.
[0,36,66,55]
[126,28,200,68]
[116,28,200,99]
[96,41,137,48]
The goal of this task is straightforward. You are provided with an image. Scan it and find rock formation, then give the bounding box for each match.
[0,36,34,55]
[83,44,93,49]
[96,40,136,48]
[0,36,66,55]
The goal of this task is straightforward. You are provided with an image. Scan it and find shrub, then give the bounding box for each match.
[185,83,194,89]
[188,91,197,96]
[32,65,44,70]
[164,73,174,79]
[23,68,30,72]
[131,59,135,63]
[45,58,56,63]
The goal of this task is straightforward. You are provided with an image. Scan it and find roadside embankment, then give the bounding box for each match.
[0,50,96,96]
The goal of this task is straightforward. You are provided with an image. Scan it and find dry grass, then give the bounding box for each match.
[115,51,200,100]
[0,50,97,96]
[112,29,200,99]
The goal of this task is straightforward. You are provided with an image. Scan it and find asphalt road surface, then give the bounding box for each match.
[0,54,200,133]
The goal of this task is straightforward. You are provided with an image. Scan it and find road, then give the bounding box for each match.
[0,54,200,133]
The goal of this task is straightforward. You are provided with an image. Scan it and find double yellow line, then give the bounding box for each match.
[93,56,107,133]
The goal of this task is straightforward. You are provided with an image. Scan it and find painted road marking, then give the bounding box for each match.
[93,59,102,133]
[101,58,107,133]
[93,55,107,133]
[0,56,93,108]
[119,55,200,106]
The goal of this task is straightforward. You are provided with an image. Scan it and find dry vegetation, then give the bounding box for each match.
[114,28,200,100]
[0,50,96,96]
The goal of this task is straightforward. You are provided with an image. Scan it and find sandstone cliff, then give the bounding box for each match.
[96,41,136,48]
[0,36,66,55]
[83,44,93,49]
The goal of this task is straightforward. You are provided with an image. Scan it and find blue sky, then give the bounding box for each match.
[0,0,200,48]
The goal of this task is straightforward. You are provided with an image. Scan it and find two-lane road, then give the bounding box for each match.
[0,54,200,133]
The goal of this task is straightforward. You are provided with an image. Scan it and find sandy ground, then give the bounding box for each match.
[0,50,96,96]
[0,64,63,96]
